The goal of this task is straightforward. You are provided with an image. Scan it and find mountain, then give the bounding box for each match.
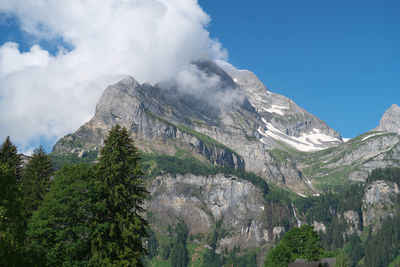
[53,60,400,194]
[374,104,400,133]
[51,60,400,264]
[53,60,345,193]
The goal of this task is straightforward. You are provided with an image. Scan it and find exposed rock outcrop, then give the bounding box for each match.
[375,104,400,134]
[53,59,400,195]
[342,210,361,236]
[362,180,399,232]
[313,221,327,234]
[146,173,275,250]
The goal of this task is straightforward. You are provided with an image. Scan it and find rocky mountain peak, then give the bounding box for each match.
[375,104,400,134]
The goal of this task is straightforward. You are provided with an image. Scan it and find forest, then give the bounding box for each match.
[0,125,148,266]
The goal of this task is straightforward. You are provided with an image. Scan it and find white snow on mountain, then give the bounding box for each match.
[258,118,342,152]
[262,105,288,115]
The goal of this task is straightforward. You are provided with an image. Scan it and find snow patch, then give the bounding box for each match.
[342,138,351,142]
[362,132,385,141]
[262,105,288,115]
[258,118,341,152]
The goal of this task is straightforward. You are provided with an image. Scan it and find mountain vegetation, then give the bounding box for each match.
[0,138,25,266]
[0,126,149,266]
[263,224,325,267]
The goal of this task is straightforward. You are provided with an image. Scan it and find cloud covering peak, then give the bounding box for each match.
[0,0,228,153]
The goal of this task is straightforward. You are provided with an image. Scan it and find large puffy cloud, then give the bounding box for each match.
[0,0,229,153]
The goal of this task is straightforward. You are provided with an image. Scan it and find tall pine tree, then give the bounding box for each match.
[21,146,53,218]
[0,138,25,266]
[90,125,148,266]
[0,137,22,179]
[26,164,96,266]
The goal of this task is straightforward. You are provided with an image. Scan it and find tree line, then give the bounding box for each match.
[293,167,400,267]
[0,125,148,266]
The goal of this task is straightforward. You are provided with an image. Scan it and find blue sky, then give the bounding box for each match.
[0,1,398,153]
[200,0,400,138]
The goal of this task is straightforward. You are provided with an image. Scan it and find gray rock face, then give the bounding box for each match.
[53,59,400,196]
[362,180,399,232]
[147,173,276,250]
[53,75,245,170]
[55,61,342,193]
[230,69,341,141]
[313,221,327,234]
[375,104,400,133]
[342,210,361,236]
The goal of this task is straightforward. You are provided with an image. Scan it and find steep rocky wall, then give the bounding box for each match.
[362,180,399,232]
[146,173,289,250]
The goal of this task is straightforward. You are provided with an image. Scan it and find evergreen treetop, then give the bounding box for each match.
[0,163,25,266]
[0,137,22,178]
[21,145,54,217]
[91,124,148,266]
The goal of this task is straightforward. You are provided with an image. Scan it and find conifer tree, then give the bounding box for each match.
[0,137,22,179]
[90,124,148,266]
[170,221,189,267]
[26,164,95,266]
[0,163,25,265]
[21,146,53,217]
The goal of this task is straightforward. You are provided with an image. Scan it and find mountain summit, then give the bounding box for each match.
[375,104,400,133]
[53,60,400,194]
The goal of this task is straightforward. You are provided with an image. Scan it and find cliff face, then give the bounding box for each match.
[362,180,399,232]
[374,104,400,134]
[53,61,400,195]
[147,173,282,250]
[53,61,345,193]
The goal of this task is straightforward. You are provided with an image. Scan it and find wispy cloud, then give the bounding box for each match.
[0,0,228,153]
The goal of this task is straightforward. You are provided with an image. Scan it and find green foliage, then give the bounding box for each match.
[334,250,351,267]
[159,243,170,261]
[366,167,400,186]
[169,221,189,267]
[319,217,347,251]
[21,146,54,217]
[26,164,95,266]
[292,188,359,261]
[363,212,400,267]
[200,221,224,267]
[49,150,98,169]
[295,193,339,225]
[294,183,364,252]
[227,248,258,267]
[90,124,148,266]
[265,183,299,205]
[343,233,364,267]
[263,225,324,267]
[145,228,159,259]
[0,163,25,266]
[0,136,22,178]
[293,167,400,266]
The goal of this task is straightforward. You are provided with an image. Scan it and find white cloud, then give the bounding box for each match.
[173,64,244,110]
[0,0,229,153]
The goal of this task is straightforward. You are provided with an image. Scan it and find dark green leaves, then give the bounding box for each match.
[90,124,148,266]
[26,164,96,266]
[21,146,53,217]
[264,225,324,267]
